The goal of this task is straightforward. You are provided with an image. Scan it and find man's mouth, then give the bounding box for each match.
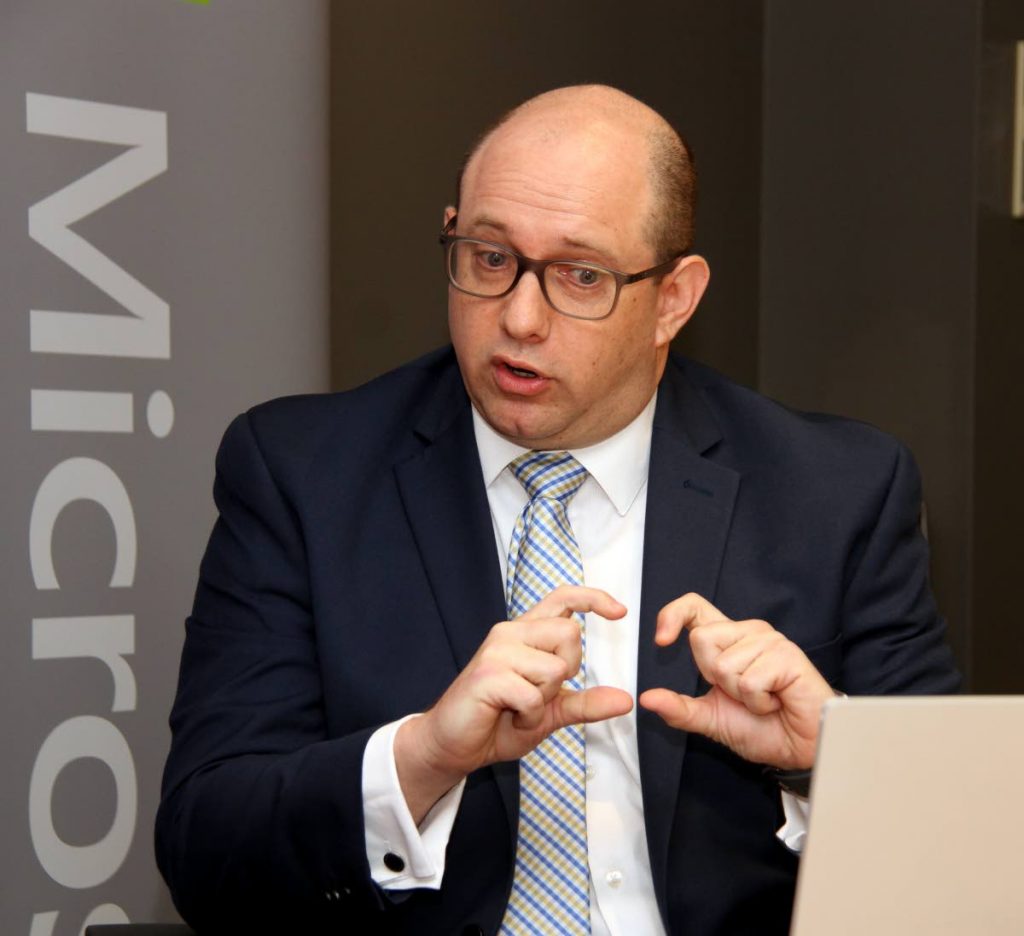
[505,363,538,379]
[493,358,548,394]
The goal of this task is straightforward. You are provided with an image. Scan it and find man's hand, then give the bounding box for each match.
[639,593,833,770]
[395,585,633,823]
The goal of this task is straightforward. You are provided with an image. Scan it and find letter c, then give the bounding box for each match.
[29,457,136,589]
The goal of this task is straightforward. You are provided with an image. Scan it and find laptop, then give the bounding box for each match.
[790,695,1024,936]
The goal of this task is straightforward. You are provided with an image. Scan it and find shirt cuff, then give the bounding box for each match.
[362,714,466,890]
[776,789,810,852]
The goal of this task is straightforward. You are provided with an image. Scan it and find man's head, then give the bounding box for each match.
[454,86,697,264]
[447,84,710,450]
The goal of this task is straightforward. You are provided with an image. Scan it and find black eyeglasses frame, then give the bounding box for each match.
[438,215,688,321]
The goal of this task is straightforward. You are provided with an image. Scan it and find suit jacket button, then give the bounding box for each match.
[383,851,405,872]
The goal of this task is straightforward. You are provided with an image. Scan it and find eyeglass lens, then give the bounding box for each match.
[448,239,617,319]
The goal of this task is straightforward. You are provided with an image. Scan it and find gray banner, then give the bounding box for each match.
[1,1,329,931]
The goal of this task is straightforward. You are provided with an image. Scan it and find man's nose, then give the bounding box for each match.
[500,270,553,340]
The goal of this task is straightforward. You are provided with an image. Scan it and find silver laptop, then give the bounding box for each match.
[790,695,1024,936]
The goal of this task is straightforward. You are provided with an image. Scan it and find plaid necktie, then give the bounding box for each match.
[500,450,591,935]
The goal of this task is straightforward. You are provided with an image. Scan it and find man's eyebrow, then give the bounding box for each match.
[467,216,612,260]
[467,216,510,235]
[560,235,609,256]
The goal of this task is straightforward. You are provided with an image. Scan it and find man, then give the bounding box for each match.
[156,86,959,935]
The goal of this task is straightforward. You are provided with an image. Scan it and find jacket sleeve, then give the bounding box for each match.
[155,411,390,931]
[836,440,961,696]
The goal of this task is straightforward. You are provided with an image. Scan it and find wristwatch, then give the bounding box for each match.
[767,767,813,799]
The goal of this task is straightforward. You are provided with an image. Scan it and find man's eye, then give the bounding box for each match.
[477,251,509,269]
[569,266,603,287]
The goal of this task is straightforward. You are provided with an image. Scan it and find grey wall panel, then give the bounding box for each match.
[0,2,329,930]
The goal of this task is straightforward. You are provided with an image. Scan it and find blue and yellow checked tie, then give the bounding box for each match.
[500,450,591,935]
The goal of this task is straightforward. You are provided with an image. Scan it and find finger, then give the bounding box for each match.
[734,641,830,716]
[654,592,731,646]
[521,584,626,623]
[500,642,578,697]
[686,620,753,682]
[486,671,547,730]
[638,688,717,737]
[551,686,633,728]
[723,645,786,715]
[490,616,583,669]
[698,630,784,702]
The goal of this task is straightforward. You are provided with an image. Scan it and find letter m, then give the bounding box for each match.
[27,93,169,359]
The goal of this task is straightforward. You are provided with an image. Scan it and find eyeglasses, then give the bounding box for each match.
[439,216,686,321]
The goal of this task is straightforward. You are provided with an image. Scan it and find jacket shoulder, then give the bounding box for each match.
[224,346,462,474]
[668,355,913,489]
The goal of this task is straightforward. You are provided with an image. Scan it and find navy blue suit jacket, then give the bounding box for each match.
[156,347,959,935]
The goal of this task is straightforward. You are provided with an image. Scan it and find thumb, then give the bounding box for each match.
[639,688,716,737]
[553,686,633,728]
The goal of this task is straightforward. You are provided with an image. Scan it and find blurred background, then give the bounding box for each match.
[2,0,1022,929]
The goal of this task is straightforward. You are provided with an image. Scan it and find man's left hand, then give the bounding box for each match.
[638,593,834,769]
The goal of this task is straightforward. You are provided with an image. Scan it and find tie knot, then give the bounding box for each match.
[509,450,588,503]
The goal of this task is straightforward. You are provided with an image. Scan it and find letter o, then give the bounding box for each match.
[29,715,136,889]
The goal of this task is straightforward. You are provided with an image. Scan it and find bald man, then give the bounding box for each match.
[157,86,959,935]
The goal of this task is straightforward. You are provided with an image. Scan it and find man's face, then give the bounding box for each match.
[448,113,676,451]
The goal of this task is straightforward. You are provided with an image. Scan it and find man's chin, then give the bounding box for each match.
[479,405,564,450]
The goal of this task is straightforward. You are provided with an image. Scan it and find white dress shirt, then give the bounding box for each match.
[361,393,808,934]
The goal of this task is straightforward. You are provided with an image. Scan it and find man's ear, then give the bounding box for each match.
[655,255,710,346]
[443,205,457,228]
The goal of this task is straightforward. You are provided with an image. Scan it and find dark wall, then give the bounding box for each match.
[330,1,1024,690]
[760,0,981,678]
[762,0,1024,690]
[329,0,764,391]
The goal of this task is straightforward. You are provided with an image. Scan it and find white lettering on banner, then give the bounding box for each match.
[26,91,171,928]
[26,93,169,359]
[29,457,137,591]
[31,390,134,433]
[30,904,130,936]
[30,388,176,437]
[29,716,137,889]
[28,912,57,936]
[33,616,137,713]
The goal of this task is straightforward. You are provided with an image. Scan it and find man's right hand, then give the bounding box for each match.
[393,585,633,823]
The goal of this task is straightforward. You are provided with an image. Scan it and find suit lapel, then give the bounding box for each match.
[393,376,519,831]
[394,405,506,670]
[637,359,740,915]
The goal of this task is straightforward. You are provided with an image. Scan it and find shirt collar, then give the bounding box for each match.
[471,393,657,517]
